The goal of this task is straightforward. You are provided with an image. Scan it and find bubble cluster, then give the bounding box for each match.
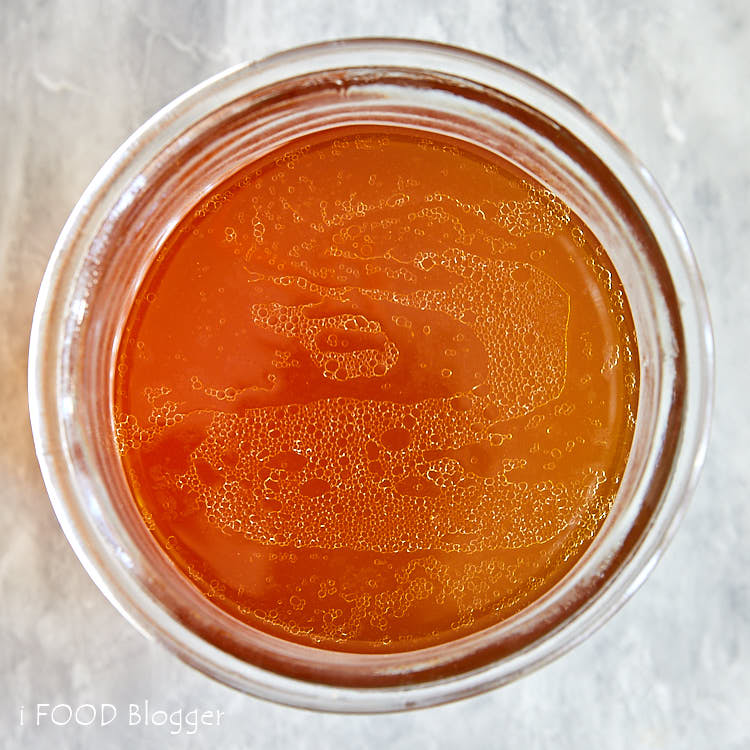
[250,553,553,644]
[250,303,399,381]
[114,397,183,452]
[166,398,604,553]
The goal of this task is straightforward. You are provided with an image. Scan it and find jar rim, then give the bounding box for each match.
[28,37,714,712]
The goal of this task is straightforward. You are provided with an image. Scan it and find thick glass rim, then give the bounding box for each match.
[29,38,713,712]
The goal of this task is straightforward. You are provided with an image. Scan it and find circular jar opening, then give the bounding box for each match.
[29,39,713,712]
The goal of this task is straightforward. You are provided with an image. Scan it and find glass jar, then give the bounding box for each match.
[28,38,713,712]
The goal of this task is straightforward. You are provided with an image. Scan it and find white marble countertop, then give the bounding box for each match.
[2,2,748,748]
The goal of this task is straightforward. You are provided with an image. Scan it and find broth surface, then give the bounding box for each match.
[114,126,638,651]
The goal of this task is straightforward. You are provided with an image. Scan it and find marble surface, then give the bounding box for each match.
[1,1,748,748]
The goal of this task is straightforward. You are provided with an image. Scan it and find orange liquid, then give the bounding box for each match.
[114,126,638,652]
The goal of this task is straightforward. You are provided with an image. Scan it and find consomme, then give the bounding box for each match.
[114,126,638,652]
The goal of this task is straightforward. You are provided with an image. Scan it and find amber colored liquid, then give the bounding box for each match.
[114,126,638,652]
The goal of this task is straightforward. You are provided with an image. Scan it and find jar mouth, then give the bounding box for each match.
[28,38,713,712]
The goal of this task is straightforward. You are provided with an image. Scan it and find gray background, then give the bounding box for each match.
[2,1,748,748]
